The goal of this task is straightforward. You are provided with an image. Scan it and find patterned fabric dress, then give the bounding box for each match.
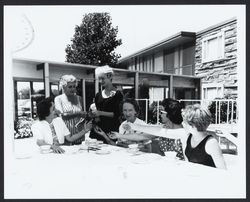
[54,94,84,145]
[159,137,185,160]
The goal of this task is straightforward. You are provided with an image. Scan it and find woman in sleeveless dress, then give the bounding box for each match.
[122,104,226,169]
[54,75,87,145]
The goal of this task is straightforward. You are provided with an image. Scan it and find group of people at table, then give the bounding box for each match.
[31,65,229,170]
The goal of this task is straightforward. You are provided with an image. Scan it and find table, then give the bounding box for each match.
[5,143,245,199]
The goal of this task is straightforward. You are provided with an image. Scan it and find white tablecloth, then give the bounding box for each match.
[5,144,244,199]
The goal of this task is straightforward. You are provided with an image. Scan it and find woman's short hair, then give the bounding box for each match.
[36,97,53,121]
[161,98,183,125]
[121,98,140,115]
[59,74,77,89]
[95,65,114,78]
[182,104,212,132]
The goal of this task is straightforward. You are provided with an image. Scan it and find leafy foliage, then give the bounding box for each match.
[14,116,34,139]
[208,99,237,124]
[65,13,122,67]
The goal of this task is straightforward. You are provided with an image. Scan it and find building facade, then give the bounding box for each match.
[118,17,237,100]
[195,18,237,99]
[12,58,200,137]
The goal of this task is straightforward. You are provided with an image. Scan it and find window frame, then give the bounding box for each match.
[202,83,224,99]
[201,30,225,63]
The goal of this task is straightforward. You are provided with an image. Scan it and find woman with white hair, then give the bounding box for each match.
[90,65,123,143]
[54,74,87,145]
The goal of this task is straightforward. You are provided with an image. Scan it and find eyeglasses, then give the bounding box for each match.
[160,110,168,114]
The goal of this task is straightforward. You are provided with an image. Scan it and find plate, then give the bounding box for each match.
[95,150,111,155]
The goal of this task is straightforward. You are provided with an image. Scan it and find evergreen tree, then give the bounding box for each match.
[65,13,122,67]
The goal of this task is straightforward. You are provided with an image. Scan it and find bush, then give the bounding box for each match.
[208,98,237,124]
[14,116,34,139]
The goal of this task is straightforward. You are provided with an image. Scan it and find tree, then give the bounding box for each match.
[65,13,122,67]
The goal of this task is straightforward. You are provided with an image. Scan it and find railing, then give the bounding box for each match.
[179,99,238,125]
[136,98,238,126]
[166,64,194,76]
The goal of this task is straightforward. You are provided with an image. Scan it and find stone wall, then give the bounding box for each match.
[195,19,237,98]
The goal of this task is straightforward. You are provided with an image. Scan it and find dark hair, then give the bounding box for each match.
[120,98,140,115]
[161,98,183,125]
[36,97,54,121]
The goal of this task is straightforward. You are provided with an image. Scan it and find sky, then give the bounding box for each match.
[4,5,245,62]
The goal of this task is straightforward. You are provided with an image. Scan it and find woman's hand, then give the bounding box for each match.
[51,145,65,154]
[122,123,132,131]
[93,125,106,137]
[109,131,121,139]
[84,121,93,133]
[80,111,88,117]
[92,110,101,117]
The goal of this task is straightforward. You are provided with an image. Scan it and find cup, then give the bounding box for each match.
[164,151,177,160]
[40,145,51,153]
[128,144,139,153]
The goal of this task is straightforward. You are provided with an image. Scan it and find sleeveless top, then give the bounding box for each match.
[54,94,83,145]
[185,134,216,167]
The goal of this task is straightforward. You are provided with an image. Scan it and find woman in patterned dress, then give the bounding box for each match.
[157,98,185,160]
[54,75,87,145]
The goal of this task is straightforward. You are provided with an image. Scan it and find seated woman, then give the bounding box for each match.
[157,98,185,160]
[122,104,226,169]
[31,97,92,153]
[94,98,152,151]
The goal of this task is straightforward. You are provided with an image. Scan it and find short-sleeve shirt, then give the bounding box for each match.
[31,117,70,145]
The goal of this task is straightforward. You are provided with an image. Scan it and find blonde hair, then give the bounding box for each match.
[59,75,77,89]
[95,65,114,78]
[182,104,212,132]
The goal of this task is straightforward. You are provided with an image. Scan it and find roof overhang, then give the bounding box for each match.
[118,31,196,63]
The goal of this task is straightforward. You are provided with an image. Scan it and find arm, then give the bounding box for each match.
[93,125,116,145]
[205,138,227,170]
[128,123,187,139]
[36,139,50,146]
[62,111,87,119]
[208,128,238,146]
[110,131,151,142]
[93,110,114,118]
[65,121,92,143]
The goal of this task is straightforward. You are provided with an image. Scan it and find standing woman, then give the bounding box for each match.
[90,65,123,143]
[54,75,86,145]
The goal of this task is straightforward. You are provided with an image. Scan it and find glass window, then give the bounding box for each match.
[202,31,225,63]
[203,85,224,99]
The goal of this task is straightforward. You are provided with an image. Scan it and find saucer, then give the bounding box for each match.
[40,149,53,154]
[95,150,111,155]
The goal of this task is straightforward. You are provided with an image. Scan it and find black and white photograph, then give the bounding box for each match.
[4,4,246,199]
